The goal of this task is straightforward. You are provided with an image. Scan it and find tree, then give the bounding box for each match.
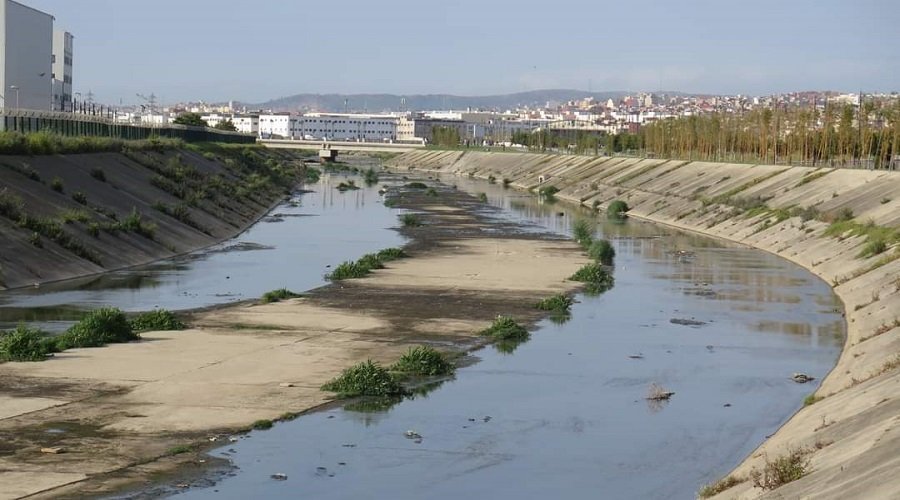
[173,112,209,127]
[214,119,238,132]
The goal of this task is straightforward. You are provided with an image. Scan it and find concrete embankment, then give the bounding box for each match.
[0,146,306,290]
[388,150,900,500]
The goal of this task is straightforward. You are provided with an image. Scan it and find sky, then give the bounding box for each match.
[24,0,900,105]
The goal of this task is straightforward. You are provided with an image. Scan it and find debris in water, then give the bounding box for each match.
[670,318,707,326]
[270,473,288,481]
[483,416,492,422]
[341,444,356,448]
[628,354,644,359]
[404,430,422,440]
[723,403,732,408]
[646,382,675,401]
[792,373,815,383]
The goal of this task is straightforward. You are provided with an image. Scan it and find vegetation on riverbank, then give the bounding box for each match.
[327,248,407,280]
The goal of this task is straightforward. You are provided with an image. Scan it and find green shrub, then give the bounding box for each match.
[304,166,321,183]
[607,200,629,218]
[391,346,454,376]
[404,182,428,189]
[90,168,106,182]
[400,213,421,227]
[502,178,512,188]
[425,187,438,197]
[57,307,138,349]
[51,177,64,193]
[803,394,822,406]
[0,325,51,362]
[87,223,100,238]
[71,191,88,205]
[251,419,274,430]
[538,186,559,198]
[750,447,812,491]
[328,261,368,280]
[28,232,42,247]
[58,209,90,224]
[326,247,407,280]
[321,360,405,397]
[572,219,594,247]
[166,444,194,455]
[859,238,887,258]
[535,294,573,313]
[480,316,529,341]
[477,192,488,202]
[376,247,406,261]
[130,309,186,332]
[261,288,302,303]
[363,167,379,185]
[587,239,616,265]
[570,263,615,294]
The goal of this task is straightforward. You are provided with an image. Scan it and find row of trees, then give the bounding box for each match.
[431,126,461,148]
[638,101,900,168]
[173,112,238,132]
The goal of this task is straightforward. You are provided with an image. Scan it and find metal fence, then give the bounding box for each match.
[0,109,256,144]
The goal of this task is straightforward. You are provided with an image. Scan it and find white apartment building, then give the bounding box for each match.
[51,29,72,111]
[259,113,297,139]
[231,115,258,135]
[300,113,398,141]
[0,0,54,111]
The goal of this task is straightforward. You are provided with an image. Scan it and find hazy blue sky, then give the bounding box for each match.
[25,0,900,105]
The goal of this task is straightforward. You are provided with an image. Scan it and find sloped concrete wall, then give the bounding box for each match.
[389,150,900,499]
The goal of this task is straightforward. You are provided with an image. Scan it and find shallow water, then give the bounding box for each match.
[0,173,404,332]
[167,176,843,500]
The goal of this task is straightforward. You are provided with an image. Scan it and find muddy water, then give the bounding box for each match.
[172,178,843,500]
[0,173,403,332]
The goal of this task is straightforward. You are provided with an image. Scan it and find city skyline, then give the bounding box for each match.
[21,0,900,105]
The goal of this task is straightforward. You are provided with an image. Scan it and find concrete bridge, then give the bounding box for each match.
[258,139,425,154]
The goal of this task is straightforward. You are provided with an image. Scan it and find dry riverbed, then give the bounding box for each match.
[0,180,587,499]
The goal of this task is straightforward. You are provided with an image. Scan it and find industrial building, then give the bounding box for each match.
[51,29,73,111]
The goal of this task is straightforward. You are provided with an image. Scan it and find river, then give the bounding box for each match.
[1,170,842,499]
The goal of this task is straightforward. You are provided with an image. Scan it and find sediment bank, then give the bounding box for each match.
[0,178,587,498]
[388,150,900,499]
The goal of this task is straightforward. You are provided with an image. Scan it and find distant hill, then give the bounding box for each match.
[251,89,644,112]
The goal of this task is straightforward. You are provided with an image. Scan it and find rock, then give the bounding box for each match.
[483,416,492,422]
[228,436,239,443]
[723,403,732,407]
[628,354,644,359]
[793,373,815,383]
[404,430,422,439]
[271,473,288,481]
[40,447,64,454]
[279,382,295,388]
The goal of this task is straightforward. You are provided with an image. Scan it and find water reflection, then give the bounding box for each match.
[0,173,404,332]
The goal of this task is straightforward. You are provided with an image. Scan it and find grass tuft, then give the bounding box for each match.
[261,288,302,303]
[480,316,529,341]
[56,307,138,350]
[587,239,616,265]
[698,475,743,498]
[0,325,52,362]
[535,294,573,314]
[321,360,405,397]
[400,213,422,227]
[391,346,454,376]
[750,447,812,491]
[130,309,186,332]
[569,263,615,294]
